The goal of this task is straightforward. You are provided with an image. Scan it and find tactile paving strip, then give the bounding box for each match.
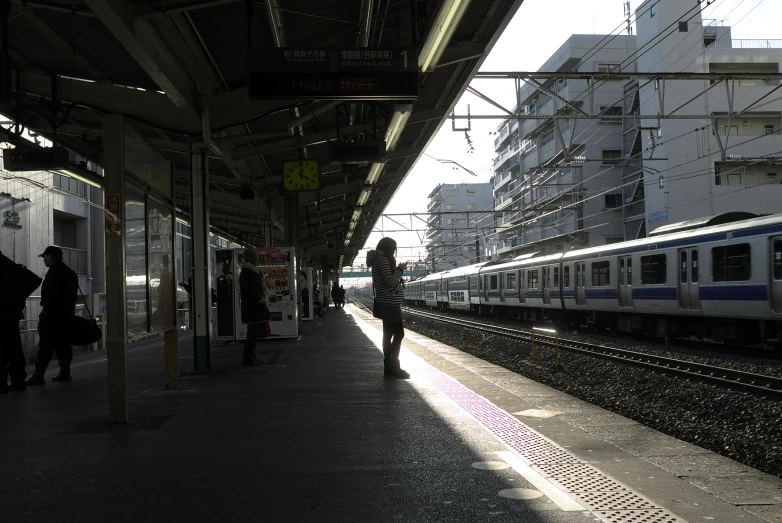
[411,357,688,523]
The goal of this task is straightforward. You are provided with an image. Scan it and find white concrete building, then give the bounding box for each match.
[493,35,637,260]
[633,0,782,236]
[426,183,495,270]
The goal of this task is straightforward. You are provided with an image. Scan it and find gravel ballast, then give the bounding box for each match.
[398,309,782,479]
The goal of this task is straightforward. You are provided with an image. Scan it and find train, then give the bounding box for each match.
[404,213,782,345]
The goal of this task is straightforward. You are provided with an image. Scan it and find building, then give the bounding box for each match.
[426,183,495,270]
[492,0,782,259]
[631,0,782,237]
[493,35,637,259]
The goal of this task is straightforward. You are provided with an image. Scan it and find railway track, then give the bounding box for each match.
[401,306,782,399]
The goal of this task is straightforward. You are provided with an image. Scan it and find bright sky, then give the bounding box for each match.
[351,0,780,270]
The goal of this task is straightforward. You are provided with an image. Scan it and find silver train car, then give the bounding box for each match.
[405,213,782,344]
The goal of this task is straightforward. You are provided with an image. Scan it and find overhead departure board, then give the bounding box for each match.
[249,48,418,100]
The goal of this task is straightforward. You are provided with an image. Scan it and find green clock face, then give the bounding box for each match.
[283,160,320,191]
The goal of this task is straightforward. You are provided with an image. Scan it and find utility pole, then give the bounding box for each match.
[624,1,633,35]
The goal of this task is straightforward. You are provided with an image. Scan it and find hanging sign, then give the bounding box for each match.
[2,210,22,230]
[106,193,121,235]
[249,48,418,100]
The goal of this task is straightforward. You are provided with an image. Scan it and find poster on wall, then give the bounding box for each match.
[106,193,121,236]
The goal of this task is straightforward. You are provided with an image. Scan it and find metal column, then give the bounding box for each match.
[190,146,212,371]
[103,114,128,423]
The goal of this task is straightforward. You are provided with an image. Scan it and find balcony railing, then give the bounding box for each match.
[706,39,782,49]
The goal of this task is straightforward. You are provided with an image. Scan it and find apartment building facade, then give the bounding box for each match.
[493,35,637,260]
[426,183,495,270]
[631,0,782,238]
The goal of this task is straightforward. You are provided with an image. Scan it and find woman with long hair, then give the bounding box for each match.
[367,237,409,378]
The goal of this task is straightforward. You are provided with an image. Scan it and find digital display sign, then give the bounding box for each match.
[249,48,418,100]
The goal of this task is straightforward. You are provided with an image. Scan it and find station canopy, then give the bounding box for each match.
[1,0,522,269]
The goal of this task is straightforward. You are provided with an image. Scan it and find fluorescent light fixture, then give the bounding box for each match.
[357,188,371,206]
[365,163,384,185]
[351,209,363,223]
[418,0,472,72]
[58,169,103,188]
[176,216,189,225]
[385,104,413,151]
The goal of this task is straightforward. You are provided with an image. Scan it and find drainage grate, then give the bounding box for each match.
[572,491,659,511]
[593,509,685,523]
[549,475,630,492]
[411,356,689,523]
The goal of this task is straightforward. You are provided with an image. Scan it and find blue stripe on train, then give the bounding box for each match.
[586,288,617,299]
[700,285,767,301]
[632,287,677,300]
[562,290,576,297]
[525,291,542,298]
[732,224,782,238]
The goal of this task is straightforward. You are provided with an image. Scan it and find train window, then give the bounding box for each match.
[775,241,782,280]
[619,258,625,285]
[680,251,688,283]
[490,274,498,290]
[691,251,698,282]
[528,269,539,289]
[554,267,560,287]
[575,264,580,287]
[627,258,632,284]
[712,244,751,282]
[564,266,570,287]
[507,272,517,289]
[470,277,478,291]
[640,254,666,284]
[592,261,610,286]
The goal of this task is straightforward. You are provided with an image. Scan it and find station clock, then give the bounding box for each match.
[282,160,321,192]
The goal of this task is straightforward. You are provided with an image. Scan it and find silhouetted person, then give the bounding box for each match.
[1,251,42,392]
[339,285,346,308]
[331,282,341,309]
[26,246,78,385]
[300,270,310,318]
[239,248,269,366]
[367,237,409,379]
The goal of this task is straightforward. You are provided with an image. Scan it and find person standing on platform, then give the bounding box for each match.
[331,282,341,309]
[339,285,346,308]
[239,248,269,367]
[367,237,409,379]
[26,246,78,385]
[1,251,42,392]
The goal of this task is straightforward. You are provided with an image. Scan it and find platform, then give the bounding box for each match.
[1,306,780,523]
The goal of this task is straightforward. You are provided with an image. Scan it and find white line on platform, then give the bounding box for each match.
[495,451,585,512]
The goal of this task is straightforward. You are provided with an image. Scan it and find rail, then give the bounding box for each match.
[402,308,782,398]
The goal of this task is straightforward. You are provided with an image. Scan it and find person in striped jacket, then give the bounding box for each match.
[367,237,409,379]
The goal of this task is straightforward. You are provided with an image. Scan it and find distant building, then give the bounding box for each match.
[492,35,637,259]
[492,0,782,260]
[426,183,495,270]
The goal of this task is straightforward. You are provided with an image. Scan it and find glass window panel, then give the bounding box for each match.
[712,244,751,282]
[691,250,699,282]
[148,198,176,332]
[591,261,610,286]
[680,251,688,283]
[564,266,570,288]
[640,254,667,284]
[126,187,148,335]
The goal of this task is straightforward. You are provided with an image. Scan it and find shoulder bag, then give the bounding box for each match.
[69,284,103,346]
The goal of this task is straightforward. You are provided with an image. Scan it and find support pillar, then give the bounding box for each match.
[103,114,128,423]
[190,147,212,371]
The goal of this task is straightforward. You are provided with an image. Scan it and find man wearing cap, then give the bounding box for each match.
[26,246,78,385]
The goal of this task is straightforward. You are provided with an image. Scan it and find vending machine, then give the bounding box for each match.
[300,267,314,321]
[255,246,298,338]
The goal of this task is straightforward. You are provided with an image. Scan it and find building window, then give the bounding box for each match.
[712,244,751,282]
[604,194,622,208]
[679,21,688,32]
[650,4,656,17]
[445,204,456,210]
[466,203,476,210]
[52,173,88,198]
[640,254,667,284]
[601,150,622,165]
[592,261,610,286]
[599,106,623,121]
[766,125,776,135]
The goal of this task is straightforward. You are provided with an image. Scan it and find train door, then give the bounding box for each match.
[618,256,634,308]
[483,274,489,301]
[519,270,526,303]
[771,237,782,313]
[575,262,586,305]
[500,272,506,302]
[542,266,551,305]
[678,248,701,311]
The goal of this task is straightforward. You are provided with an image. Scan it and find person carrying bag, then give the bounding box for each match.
[367,237,409,379]
[239,248,270,366]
